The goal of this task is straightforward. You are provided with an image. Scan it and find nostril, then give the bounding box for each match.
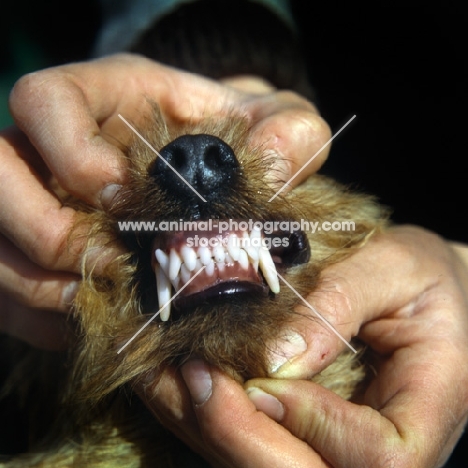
[204,144,229,170]
[149,134,240,196]
[169,147,188,172]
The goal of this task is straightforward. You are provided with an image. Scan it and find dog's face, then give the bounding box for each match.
[71,105,383,402]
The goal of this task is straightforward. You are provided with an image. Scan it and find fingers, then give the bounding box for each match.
[0,127,84,272]
[139,366,227,467]
[0,233,79,310]
[246,379,405,468]
[246,375,466,468]
[9,61,128,207]
[141,352,467,468]
[140,362,330,468]
[4,55,330,275]
[0,231,78,350]
[266,226,465,378]
[179,360,329,468]
[9,54,327,207]
[156,67,331,187]
[245,91,331,188]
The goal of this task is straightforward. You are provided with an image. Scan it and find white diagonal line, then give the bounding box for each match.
[268,115,357,202]
[118,114,207,202]
[269,266,357,353]
[117,265,207,354]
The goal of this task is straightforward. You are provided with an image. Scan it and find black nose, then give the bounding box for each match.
[149,134,239,197]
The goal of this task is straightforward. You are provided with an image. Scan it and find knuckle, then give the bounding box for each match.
[312,277,354,326]
[370,426,426,468]
[9,68,77,127]
[299,111,331,145]
[10,70,56,111]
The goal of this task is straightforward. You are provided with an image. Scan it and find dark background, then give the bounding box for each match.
[292,4,467,245]
[1,1,467,465]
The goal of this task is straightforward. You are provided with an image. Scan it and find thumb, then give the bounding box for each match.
[246,378,408,468]
[181,359,330,468]
[266,226,446,379]
[247,92,331,188]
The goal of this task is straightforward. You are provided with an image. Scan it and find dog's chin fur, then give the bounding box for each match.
[0,104,387,467]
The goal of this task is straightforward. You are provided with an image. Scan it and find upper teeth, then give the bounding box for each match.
[153,232,280,321]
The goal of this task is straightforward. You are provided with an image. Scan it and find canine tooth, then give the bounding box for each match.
[224,253,234,265]
[168,249,182,281]
[227,234,240,261]
[259,247,280,294]
[155,249,170,276]
[198,247,212,265]
[213,244,225,263]
[180,263,191,284]
[181,245,197,271]
[239,248,249,270]
[155,265,171,321]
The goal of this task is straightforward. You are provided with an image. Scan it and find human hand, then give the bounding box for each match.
[0,53,330,348]
[140,225,468,467]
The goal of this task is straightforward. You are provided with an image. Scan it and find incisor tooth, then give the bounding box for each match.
[181,245,197,271]
[180,263,191,284]
[227,234,240,261]
[155,265,172,321]
[239,248,249,270]
[168,249,182,281]
[259,247,280,294]
[205,260,215,276]
[242,229,259,261]
[213,244,225,263]
[198,246,212,265]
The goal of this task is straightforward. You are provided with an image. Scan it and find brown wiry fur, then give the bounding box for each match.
[0,105,387,467]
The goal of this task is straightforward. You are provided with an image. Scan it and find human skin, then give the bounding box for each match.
[1,54,467,467]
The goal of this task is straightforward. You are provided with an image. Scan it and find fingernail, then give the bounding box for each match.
[268,331,307,374]
[100,184,122,209]
[246,387,284,421]
[61,281,79,307]
[181,359,212,406]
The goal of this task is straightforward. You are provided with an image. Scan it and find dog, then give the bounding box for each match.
[0,103,386,467]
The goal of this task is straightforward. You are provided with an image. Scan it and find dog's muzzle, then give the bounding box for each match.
[148,135,310,321]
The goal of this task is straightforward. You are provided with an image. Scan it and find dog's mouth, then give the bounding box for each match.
[151,222,310,321]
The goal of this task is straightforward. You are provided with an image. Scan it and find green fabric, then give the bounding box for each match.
[0,32,49,128]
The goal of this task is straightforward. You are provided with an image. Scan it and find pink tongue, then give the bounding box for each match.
[181,261,261,296]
